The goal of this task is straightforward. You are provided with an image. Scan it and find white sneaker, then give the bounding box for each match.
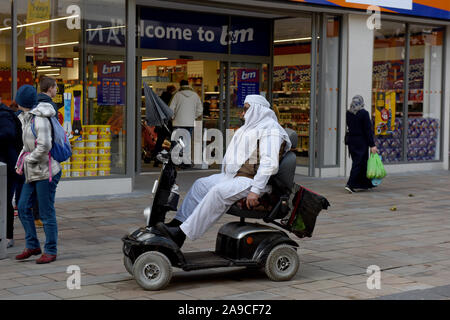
[345,186,355,194]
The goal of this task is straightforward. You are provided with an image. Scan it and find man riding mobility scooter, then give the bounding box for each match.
[122,86,330,290]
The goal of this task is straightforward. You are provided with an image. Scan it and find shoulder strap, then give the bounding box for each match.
[31,116,36,138]
[31,116,54,141]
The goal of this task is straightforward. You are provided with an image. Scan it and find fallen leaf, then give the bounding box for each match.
[390,206,397,211]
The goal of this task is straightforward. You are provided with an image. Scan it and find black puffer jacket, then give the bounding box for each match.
[0,103,23,172]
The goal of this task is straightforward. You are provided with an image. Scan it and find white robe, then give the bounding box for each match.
[175,95,291,241]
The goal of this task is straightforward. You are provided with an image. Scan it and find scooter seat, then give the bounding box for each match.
[226,204,271,219]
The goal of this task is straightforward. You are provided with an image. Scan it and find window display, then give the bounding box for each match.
[406,25,443,162]
[372,22,406,163]
[372,22,444,163]
[15,0,127,179]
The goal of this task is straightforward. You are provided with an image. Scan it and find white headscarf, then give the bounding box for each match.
[223,95,291,175]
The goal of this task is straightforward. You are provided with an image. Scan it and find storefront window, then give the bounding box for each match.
[372,22,406,164]
[0,3,11,105]
[17,0,82,178]
[407,25,444,162]
[273,15,312,166]
[84,0,126,177]
[16,0,127,179]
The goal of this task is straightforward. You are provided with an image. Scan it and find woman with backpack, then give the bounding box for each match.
[14,85,62,264]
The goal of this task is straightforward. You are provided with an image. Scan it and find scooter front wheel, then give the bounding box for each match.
[264,244,299,281]
[133,251,173,290]
[123,255,133,275]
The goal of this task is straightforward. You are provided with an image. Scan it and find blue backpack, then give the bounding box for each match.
[31,116,72,163]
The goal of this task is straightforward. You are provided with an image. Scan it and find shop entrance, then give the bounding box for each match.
[135,56,268,173]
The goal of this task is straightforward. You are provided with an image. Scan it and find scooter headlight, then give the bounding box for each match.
[143,206,151,225]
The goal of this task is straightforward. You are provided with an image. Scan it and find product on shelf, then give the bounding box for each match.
[374,117,439,163]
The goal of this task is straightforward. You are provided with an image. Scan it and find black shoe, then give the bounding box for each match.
[345,185,356,194]
[155,222,186,248]
[166,219,182,227]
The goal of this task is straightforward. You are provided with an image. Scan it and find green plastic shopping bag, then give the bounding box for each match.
[367,153,386,180]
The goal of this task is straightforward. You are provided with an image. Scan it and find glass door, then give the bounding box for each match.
[273,14,313,170]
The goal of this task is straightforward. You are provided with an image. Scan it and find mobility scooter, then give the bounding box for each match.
[122,126,330,290]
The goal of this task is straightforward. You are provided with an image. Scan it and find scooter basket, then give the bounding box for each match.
[281,183,330,238]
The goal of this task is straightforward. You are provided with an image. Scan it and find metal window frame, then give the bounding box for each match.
[126,0,137,182]
[309,12,318,177]
[11,0,17,99]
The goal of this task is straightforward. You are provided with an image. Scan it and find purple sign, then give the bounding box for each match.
[96,62,125,106]
[237,69,260,107]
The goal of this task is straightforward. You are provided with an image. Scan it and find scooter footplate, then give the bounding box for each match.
[183,251,232,271]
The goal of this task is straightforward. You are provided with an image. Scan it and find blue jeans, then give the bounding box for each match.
[18,171,61,255]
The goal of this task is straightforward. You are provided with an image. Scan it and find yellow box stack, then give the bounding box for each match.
[77,125,112,177]
[70,135,85,177]
[97,125,111,176]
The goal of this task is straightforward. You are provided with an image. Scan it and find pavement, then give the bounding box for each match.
[1,169,450,300]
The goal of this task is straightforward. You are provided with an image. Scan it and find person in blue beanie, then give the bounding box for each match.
[14,85,62,264]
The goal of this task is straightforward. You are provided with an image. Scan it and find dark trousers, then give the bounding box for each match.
[6,171,15,239]
[347,147,373,189]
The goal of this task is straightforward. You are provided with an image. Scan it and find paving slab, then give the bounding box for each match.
[2,170,450,300]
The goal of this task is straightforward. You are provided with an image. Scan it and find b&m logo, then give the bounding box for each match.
[102,64,121,75]
[241,70,257,81]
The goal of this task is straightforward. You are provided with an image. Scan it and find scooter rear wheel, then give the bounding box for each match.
[133,251,173,290]
[264,244,299,281]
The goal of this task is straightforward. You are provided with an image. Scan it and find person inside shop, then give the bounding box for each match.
[155,94,291,248]
[345,95,378,193]
[169,80,203,135]
[169,80,203,169]
[152,85,177,167]
[0,96,23,248]
[14,85,62,264]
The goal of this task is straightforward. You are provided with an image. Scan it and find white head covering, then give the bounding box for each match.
[223,95,291,175]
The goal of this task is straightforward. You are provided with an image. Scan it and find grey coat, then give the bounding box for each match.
[16,102,61,183]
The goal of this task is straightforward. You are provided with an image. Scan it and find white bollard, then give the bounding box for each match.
[0,162,7,259]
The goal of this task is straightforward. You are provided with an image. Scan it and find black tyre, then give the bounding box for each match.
[133,251,173,290]
[264,244,299,281]
[123,255,133,275]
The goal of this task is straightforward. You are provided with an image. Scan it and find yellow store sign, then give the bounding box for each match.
[374,91,396,136]
[25,0,51,47]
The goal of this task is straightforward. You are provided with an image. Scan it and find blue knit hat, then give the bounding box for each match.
[15,85,38,109]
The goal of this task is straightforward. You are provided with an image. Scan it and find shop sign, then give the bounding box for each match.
[96,62,125,106]
[139,7,270,56]
[273,66,310,83]
[372,59,424,89]
[288,0,449,21]
[35,57,74,68]
[86,19,126,47]
[236,69,260,107]
[25,0,51,47]
[346,0,412,10]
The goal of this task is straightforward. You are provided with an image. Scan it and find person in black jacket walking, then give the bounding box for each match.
[0,97,23,247]
[345,95,378,193]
